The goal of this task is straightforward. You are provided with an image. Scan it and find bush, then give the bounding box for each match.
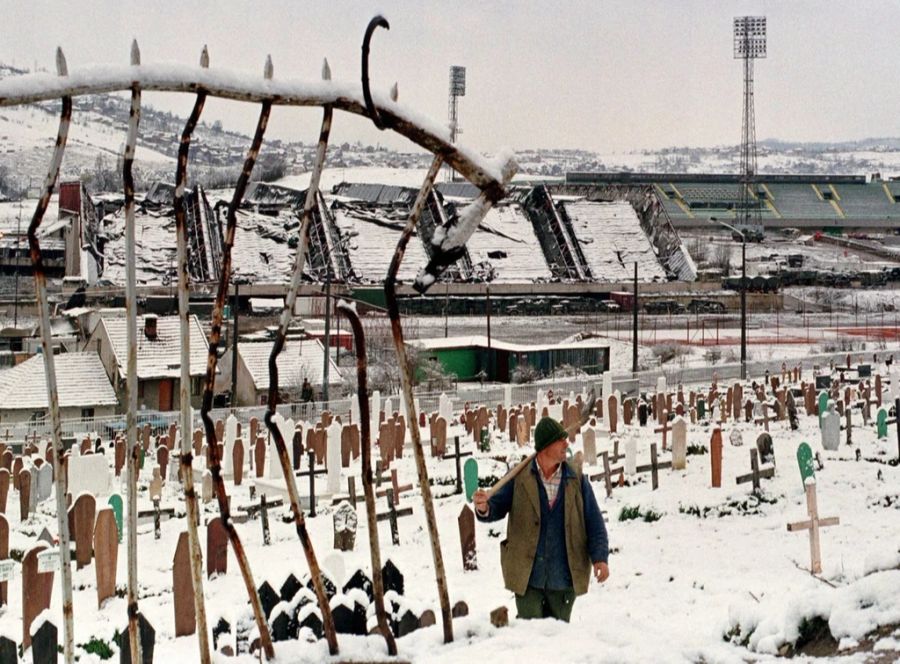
[704,348,722,364]
[511,365,541,384]
[652,343,689,365]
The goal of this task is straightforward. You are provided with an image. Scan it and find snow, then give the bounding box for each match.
[2,351,899,663]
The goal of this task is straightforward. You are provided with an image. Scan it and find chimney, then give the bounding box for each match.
[144,315,158,341]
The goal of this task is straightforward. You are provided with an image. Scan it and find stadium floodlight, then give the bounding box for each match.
[449,65,466,96]
[733,16,766,59]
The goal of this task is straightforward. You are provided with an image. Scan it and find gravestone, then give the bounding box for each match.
[607,395,618,434]
[796,442,816,489]
[232,438,244,486]
[333,501,357,552]
[32,619,58,664]
[821,401,840,451]
[18,468,31,521]
[671,416,687,470]
[756,433,774,465]
[207,517,227,579]
[22,543,54,649]
[173,531,195,636]
[254,439,265,478]
[876,407,888,439]
[94,507,117,607]
[624,437,636,476]
[117,613,156,664]
[0,468,8,514]
[382,559,404,596]
[464,458,479,502]
[458,504,477,571]
[582,428,597,466]
[710,427,723,488]
[67,453,110,498]
[818,391,829,429]
[108,494,123,543]
[326,422,342,495]
[0,514,7,607]
[69,493,96,569]
[36,463,52,504]
[729,429,743,447]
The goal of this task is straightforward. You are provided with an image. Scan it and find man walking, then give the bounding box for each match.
[473,416,609,621]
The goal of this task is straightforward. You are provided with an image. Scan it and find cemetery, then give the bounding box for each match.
[0,352,898,661]
[0,8,899,664]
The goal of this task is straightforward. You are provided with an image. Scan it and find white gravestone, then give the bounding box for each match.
[326,421,342,495]
[36,463,53,503]
[439,393,453,422]
[821,401,841,451]
[603,371,612,402]
[503,385,512,410]
[624,436,637,476]
[223,413,238,476]
[67,453,111,497]
[351,394,360,426]
[729,429,743,447]
[371,390,382,432]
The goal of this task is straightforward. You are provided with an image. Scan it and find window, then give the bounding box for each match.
[81,408,95,420]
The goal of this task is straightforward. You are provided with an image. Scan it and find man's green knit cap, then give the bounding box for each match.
[534,416,567,452]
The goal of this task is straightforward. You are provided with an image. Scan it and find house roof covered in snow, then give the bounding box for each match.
[0,351,118,410]
[93,314,209,380]
[238,339,342,390]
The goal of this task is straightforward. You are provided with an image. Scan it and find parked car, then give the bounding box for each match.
[687,299,726,314]
[644,300,685,315]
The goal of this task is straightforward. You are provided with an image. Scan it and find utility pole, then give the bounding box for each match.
[632,262,638,374]
[230,282,239,404]
[322,270,332,402]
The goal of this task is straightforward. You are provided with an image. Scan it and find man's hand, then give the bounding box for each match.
[593,561,609,583]
[473,489,489,516]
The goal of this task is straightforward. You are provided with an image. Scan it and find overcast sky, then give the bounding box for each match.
[3,1,899,155]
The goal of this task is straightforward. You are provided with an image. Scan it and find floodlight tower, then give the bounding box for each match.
[447,65,466,182]
[733,16,766,232]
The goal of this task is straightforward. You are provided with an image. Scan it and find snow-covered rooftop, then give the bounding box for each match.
[0,351,117,410]
[93,314,208,380]
[238,339,341,390]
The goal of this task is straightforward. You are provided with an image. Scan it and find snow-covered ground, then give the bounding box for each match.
[1,357,899,662]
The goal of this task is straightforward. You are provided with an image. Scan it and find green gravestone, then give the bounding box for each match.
[697,398,706,420]
[108,494,123,543]
[463,458,479,502]
[877,407,888,439]
[817,391,829,429]
[796,442,815,489]
[139,445,145,470]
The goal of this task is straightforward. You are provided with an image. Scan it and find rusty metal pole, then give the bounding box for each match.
[122,40,146,664]
[172,46,212,664]
[198,56,275,661]
[337,300,397,655]
[384,155,455,642]
[27,48,75,664]
[263,59,340,655]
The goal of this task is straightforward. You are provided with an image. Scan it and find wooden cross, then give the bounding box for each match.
[609,439,623,464]
[753,401,771,432]
[588,451,624,498]
[634,443,671,491]
[841,405,852,445]
[653,413,671,452]
[375,488,413,545]
[735,449,775,494]
[296,450,327,517]
[376,468,413,506]
[442,436,473,495]
[786,481,839,574]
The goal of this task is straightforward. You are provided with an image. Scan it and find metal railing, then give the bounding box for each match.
[7,346,879,442]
